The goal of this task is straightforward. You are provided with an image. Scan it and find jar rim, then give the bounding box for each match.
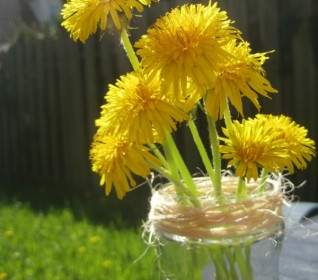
[147,175,284,244]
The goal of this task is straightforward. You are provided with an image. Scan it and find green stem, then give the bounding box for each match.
[207,115,222,198]
[161,138,200,205]
[162,140,181,182]
[188,119,215,186]
[148,144,198,205]
[148,144,169,170]
[153,165,200,207]
[224,247,239,280]
[236,177,247,199]
[120,28,140,71]
[208,246,229,280]
[244,245,253,279]
[224,99,233,129]
[164,133,199,202]
[235,246,253,280]
[259,169,269,193]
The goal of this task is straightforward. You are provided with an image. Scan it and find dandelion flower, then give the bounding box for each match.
[0,272,8,280]
[220,115,316,179]
[96,71,188,144]
[102,259,113,269]
[135,2,240,93]
[61,0,154,42]
[90,133,160,199]
[205,41,277,120]
[179,83,202,114]
[89,235,101,243]
[78,246,86,254]
[4,230,14,238]
[253,114,316,173]
[220,119,290,179]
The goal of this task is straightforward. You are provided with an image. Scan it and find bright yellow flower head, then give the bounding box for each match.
[0,272,7,280]
[90,133,160,199]
[61,0,154,42]
[220,115,316,179]
[135,2,240,93]
[96,71,189,144]
[220,119,290,179]
[253,114,316,173]
[205,41,277,120]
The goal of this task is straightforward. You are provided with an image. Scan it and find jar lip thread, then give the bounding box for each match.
[146,175,286,243]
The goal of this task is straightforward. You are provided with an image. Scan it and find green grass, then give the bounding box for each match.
[0,202,158,280]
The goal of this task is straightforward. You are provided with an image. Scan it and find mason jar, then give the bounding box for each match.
[147,176,284,280]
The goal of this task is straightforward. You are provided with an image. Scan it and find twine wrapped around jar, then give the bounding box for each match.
[147,176,284,242]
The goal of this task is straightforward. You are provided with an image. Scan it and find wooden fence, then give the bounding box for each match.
[0,0,317,202]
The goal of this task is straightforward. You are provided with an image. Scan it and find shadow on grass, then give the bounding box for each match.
[0,181,152,228]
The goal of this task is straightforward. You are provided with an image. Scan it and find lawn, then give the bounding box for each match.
[0,202,157,280]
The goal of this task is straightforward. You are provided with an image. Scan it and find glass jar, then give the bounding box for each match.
[156,223,284,280]
[148,176,284,280]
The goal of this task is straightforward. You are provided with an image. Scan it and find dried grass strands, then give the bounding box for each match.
[148,176,284,241]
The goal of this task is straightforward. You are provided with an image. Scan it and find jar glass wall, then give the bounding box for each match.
[156,223,284,280]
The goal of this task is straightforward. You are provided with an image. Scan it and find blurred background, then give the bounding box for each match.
[0,0,317,279]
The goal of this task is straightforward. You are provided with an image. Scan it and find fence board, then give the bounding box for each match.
[45,36,62,182]
[14,37,26,181]
[35,36,50,180]
[83,40,99,142]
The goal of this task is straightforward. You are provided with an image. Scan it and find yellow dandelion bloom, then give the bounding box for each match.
[205,41,277,120]
[179,84,202,114]
[4,230,14,238]
[135,2,240,93]
[253,114,316,173]
[96,71,188,144]
[61,0,153,42]
[220,115,316,179]
[90,133,160,199]
[78,246,86,254]
[102,259,113,269]
[220,119,290,179]
[89,235,101,243]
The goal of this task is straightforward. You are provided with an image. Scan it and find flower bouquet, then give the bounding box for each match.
[61,1,316,279]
